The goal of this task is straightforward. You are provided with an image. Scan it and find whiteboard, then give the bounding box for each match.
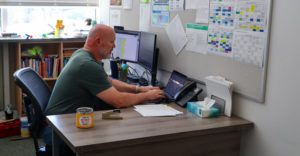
[115,0,272,103]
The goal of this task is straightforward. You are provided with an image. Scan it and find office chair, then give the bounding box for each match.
[13,67,52,156]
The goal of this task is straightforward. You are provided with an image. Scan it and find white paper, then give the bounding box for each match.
[207,27,233,58]
[232,31,265,68]
[209,1,236,28]
[139,3,151,31]
[196,8,209,23]
[165,15,188,55]
[185,24,208,54]
[169,0,184,11]
[123,0,133,9]
[185,0,209,10]
[109,10,121,27]
[234,1,267,33]
[134,104,183,117]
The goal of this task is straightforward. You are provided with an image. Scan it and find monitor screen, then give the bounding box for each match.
[165,71,187,99]
[138,32,157,71]
[112,30,140,62]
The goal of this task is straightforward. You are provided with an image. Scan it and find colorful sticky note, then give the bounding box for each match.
[251,5,255,12]
[241,26,246,29]
[246,10,249,12]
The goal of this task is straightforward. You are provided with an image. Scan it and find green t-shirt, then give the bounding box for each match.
[45,49,112,115]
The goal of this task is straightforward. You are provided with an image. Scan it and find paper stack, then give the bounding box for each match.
[134,104,183,117]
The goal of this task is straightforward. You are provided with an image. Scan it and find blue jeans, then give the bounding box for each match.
[40,125,75,155]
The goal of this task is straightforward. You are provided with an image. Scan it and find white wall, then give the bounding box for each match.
[111,0,300,155]
[234,0,300,155]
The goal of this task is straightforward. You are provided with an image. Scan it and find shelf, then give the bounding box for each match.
[15,40,85,115]
[44,78,57,81]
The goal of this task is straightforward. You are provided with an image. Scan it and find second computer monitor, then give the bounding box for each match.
[112,30,140,62]
[138,32,157,71]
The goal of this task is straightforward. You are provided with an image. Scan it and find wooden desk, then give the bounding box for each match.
[46,104,253,156]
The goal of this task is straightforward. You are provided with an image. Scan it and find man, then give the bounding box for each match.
[42,24,165,154]
[45,24,165,115]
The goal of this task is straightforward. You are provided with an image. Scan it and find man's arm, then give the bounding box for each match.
[96,86,165,108]
[107,76,160,93]
[107,76,136,93]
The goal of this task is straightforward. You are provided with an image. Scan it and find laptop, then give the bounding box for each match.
[162,70,187,101]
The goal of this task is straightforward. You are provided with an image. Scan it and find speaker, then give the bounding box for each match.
[110,60,119,79]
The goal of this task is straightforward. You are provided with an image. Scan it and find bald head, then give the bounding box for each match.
[88,24,115,39]
[84,24,116,61]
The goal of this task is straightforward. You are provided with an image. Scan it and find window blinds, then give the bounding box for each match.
[0,0,99,7]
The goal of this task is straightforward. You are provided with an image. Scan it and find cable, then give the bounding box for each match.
[127,64,140,77]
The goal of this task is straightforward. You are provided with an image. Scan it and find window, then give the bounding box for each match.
[1,7,99,36]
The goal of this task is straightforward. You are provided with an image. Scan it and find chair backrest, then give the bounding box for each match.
[13,67,52,156]
[13,67,51,132]
[14,67,51,112]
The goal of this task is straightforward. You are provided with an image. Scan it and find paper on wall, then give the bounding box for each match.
[139,3,151,31]
[232,31,265,68]
[185,24,208,54]
[196,8,209,23]
[123,0,133,9]
[169,0,184,11]
[109,10,121,27]
[185,0,209,10]
[151,1,170,27]
[165,15,188,55]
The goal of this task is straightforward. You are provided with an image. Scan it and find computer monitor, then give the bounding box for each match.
[138,32,159,85]
[138,32,157,71]
[112,30,141,62]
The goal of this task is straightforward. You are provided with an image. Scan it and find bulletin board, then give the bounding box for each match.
[114,0,272,103]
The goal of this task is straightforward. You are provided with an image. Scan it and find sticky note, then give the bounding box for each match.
[246,10,249,12]
[241,26,246,28]
[142,0,149,3]
[251,5,255,12]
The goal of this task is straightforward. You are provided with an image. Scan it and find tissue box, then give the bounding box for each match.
[187,102,219,118]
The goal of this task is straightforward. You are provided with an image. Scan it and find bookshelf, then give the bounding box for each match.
[15,40,85,115]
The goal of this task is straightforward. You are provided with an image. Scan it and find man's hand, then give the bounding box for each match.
[139,86,161,93]
[144,89,165,100]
